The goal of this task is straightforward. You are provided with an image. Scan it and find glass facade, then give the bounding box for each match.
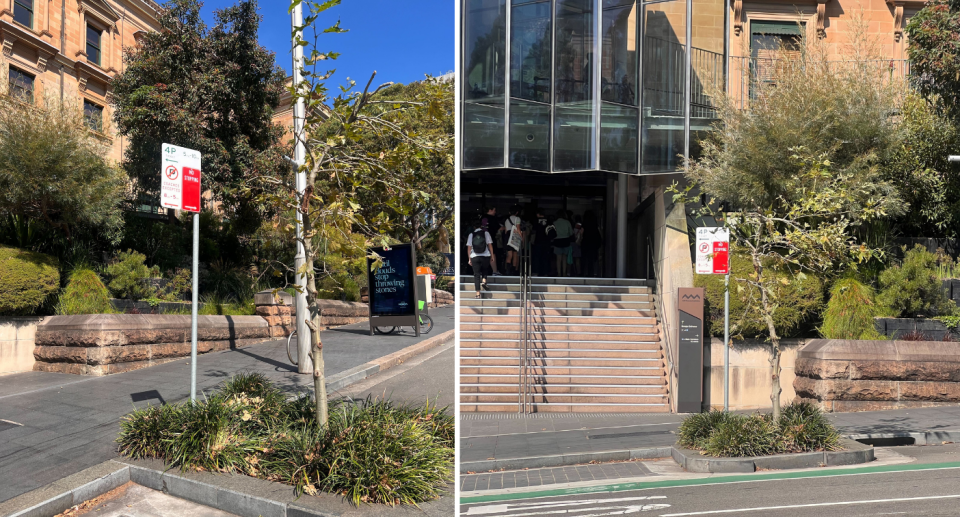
[461,0,725,175]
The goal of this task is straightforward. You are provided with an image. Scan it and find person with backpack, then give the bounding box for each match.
[503,205,524,275]
[467,216,495,298]
[480,206,502,277]
[552,210,574,277]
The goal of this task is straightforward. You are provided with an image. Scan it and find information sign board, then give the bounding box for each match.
[160,143,202,213]
[367,243,417,318]
[696,227,730,275]
[677,288,705,413]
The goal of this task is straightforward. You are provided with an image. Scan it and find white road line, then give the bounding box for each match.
[466,496,669,515]
[660,494,960,516]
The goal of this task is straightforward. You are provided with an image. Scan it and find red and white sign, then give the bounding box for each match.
[696,227,730,274]
[160,143,202,213]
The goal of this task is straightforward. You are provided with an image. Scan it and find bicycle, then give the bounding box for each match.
[374,301,434,335]
[286,330,299,365]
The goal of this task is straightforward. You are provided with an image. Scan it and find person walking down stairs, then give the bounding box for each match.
[467,216,495,299]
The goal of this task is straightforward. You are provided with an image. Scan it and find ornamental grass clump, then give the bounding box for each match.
[117,373,453,505]
[677,402,842,458]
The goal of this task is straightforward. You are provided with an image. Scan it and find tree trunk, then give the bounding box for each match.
[752,253,782,420]
[310,309,328,425]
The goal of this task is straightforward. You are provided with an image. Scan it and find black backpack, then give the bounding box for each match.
[471,230,486,251]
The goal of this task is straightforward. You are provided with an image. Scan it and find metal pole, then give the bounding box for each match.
[949,156,960,163]
[723,272,730,412]
[292,2,312,373]
[190,212,199,402]
[617,173,628,278]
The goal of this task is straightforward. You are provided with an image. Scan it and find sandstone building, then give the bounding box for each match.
[1,0,160,163]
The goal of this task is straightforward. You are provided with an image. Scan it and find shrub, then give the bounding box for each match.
[56,268,114,315]
[878,245,956,318]
[105,250,156,300]
[821,278,885,340]
[696,251,824,338]
[677,402,842,457]
[0,246,59,316]
[117,374,453,505]
[318,273,363,302]
[703,413,785,458]
[778,402,841,453]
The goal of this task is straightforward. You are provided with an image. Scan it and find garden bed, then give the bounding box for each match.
[117,374,453,506]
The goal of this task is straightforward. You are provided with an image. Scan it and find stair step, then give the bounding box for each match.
[459,357,664,367]
[459,404,672,413]
[460,340,663,350]
[459,284,653,294]
[461,299,655,309]
[461,307,657,317]
[460,366,665,377]
[458,276,653,286]
[460,323,656,333]
[460,315,659,325]
[460,374,667,385]
[460,332,659,342]
[460,349,662,359]
[459,384,668,394]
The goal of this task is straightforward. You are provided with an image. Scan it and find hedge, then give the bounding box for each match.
[0,246,59,316]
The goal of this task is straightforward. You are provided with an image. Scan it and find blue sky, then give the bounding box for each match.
[198,0,454,89]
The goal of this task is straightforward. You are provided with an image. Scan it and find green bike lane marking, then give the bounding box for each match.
[459,460,960,505]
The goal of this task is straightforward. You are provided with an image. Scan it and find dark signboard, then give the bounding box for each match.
[677,288,705,413]
[367,244,417,317]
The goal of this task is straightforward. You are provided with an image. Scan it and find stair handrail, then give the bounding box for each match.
[518,235,532,413]
[648,234,676,389]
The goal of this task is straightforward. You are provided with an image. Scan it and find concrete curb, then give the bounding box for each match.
[671,438,874,473]
[3,459,452,517]
[324,329,454,394]
[845,429,960,445]
[460,447,673,473]
[461,438,875,474]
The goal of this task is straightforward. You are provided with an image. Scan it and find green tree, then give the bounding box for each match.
[0,71,126,243]
[246,0,446,425]
[112,0,287,229]
[905,0,960,125]
[678,151,890,419]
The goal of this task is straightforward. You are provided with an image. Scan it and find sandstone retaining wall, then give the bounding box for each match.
[794,339,960,412]
[0,317,43,375]
[703,338,807,411]
[33,315,275,376]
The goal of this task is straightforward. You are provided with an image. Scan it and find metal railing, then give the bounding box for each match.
[518,238,533,413]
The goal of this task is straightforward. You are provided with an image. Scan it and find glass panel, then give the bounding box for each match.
[463,102,505,169]
[84,101,103,131]
[641,1,686,173]
[555,0,594,105]
[87,26,102,65]
[601,1,637,105]
[554,0,595,171]
[600,103,637,173]
[509,100,550,171]
[510,0,551,103]
[464,0,506,102]
[554,105,593,171]
[8,68,34,102]
[13,0,32,28]
[690,0,724,164]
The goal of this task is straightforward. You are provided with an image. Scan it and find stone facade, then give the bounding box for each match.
[794,339,960,412]
[0,0,160,163]
[33,314,275,375]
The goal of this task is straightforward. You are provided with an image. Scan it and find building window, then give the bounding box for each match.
[84,101,104,132]
[13,0,33,29]
[8,67,35,102]
[87,25,102,66]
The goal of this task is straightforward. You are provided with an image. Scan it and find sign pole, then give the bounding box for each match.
[723,272,730,412]
[190,212,199,402]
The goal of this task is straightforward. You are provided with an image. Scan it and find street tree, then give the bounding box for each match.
[0,69,126,244]
[906,0,960,125]
[681,29,903,417]
[246,0,448,425]
[112,0,287,230]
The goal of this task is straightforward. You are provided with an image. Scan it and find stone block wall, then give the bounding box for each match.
[794,339,960,412]
[33,314,275,376]
[0,317,43,375]
[703,338,807,411]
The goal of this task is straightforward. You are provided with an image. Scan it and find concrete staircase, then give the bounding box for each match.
[459,276,671,413]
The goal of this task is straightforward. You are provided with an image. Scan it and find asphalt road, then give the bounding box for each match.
[460,444,960,517]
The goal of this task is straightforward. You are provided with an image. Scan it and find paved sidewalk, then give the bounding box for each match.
[460,404,960,471]
[0,307,453,504]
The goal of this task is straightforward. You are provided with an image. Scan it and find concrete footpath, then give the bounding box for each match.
[0,306,453,505]
[460,404,960,475]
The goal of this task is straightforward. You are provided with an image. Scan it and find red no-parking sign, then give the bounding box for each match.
[696,227,729,274]
[160,144,202,213]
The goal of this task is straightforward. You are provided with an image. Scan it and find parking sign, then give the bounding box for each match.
[696,227,730,274]
[160,144,202,213]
